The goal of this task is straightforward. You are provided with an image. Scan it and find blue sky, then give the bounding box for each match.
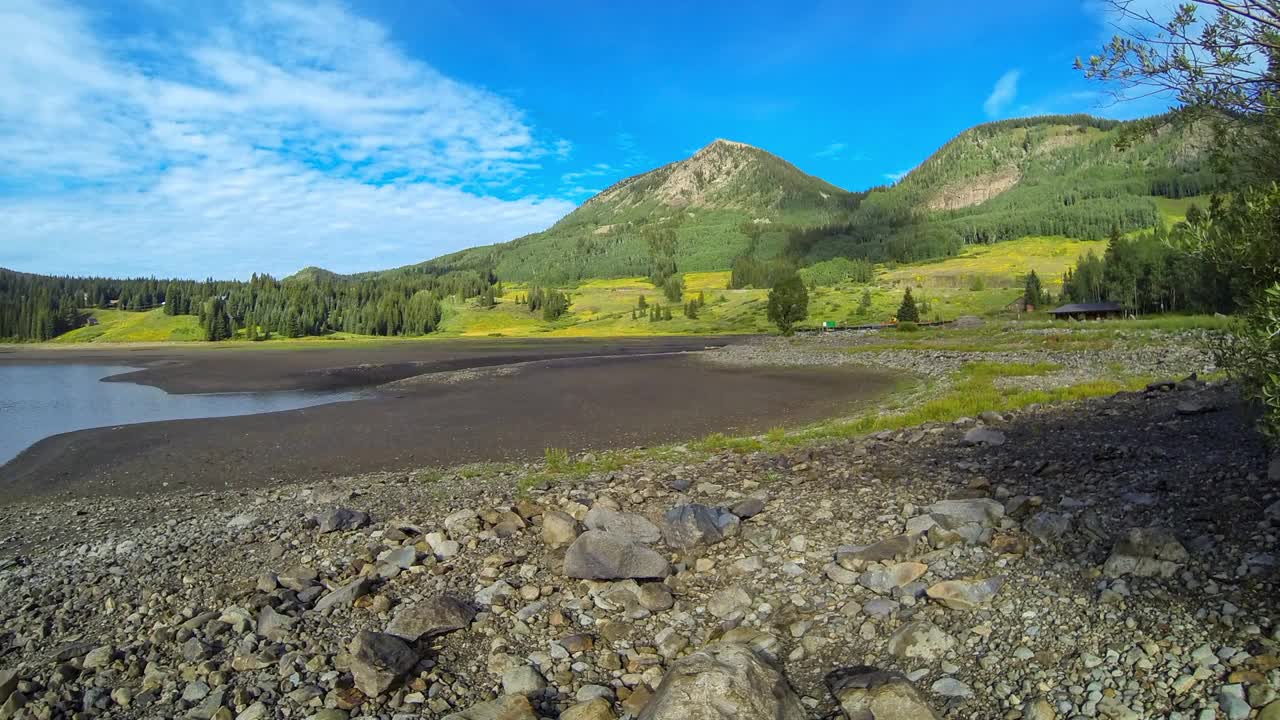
[0,0,1178,279]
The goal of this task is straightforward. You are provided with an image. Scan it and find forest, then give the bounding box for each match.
[0,266,497,342]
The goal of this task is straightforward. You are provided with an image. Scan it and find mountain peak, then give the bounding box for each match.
[700,138,756,152]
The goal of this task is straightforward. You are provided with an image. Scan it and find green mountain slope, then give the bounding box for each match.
[427,139,856,283]
[791,114,1219,265]
[400,113,1221,286]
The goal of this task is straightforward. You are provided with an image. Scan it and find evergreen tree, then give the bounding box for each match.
[1023,270,1044,309]
[897,288,920,323]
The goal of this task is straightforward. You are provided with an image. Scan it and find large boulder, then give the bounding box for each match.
[385,595,476,641]
[313,507,370,533]
[925,577,1004,610]
[836,535,915,568]
[961,426,1006,447]
[585,507,661,544]
[638,642,806,720]
[564,530,670,580]
[826,666,941,720]
[660,504,739,550]
[348,631,417,696]
[1103,527,1189,578]
[443,694,537,720]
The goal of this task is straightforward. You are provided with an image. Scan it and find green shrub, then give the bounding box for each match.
[544,447,570,472]
[1215,284,1280,438]
[897,321,920,332]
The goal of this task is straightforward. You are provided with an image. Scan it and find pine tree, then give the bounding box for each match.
[897,288,919,323]
[766,273,809,335]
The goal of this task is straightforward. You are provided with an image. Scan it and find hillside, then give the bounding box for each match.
[426,139,855,284]
[421,113,1219,284]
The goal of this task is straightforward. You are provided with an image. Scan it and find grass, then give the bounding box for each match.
[52,308,203,343]
[879,236,1107,291]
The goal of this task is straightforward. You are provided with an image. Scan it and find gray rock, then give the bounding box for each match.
[443,695,537,720]
[962,426,1006,446]
[930,677,972,698]
[313,576,374,612]
[235,702,269,720]
[501,665,547,696]
[925,577,1004,610]
[926,498,1004,526]
[385,595,476,641]
[541,510,579,548]
[660,504,740,549]
[1218,683,1250,720]
[1102,527,1189,578]
[564,530,670,580]
[826,666,941,720]
[226,513,259,530]
[1271,455,1280,483]
[1025,511,1072,544]
[185,689,226,720]
[836,534,914,568]
[638,642,806,720]
[584,507,661,543]
[475,579,516,606]
[348,631,417,697]
[730,497,766,519]
[1176,397,1217,415]
[858,562,927,594]
[887,621,955,663]
[314,507,370,533]
[256,606,294,641]
[707,586,752,619]
[0,670,16,706]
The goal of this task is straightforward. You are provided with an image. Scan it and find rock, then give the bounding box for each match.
[561,698,615,720]
[235,703,268,720]
[475,579,516,606]
[887,621,955,663]
[929,677,972,698]
[501,665,547,696]
[826,666,941,720]
[584,507,661,543]
[563,530,670,580]
[0,671,16,706]
[730,497,765,519]
[348,631,417,697]
[638,642,806,720]
[385,595,476,641]
[1270,455,1280,483]
[1102,527,1189,578]
[444,695,537,720]
[82,645,114,669]
[660,504,740,549]
[836,534,914,568]
[256,606,294,641]
[1259,700,1280,720]
[962,426,1006,446]
[926,498,1004,526]
[314,507,370,533]
[314,576,374,612]
[858,562,927,594]
[1218,684,1250,720]
[925,577,1003,610]
[1023,698,1057,720]
[708,586,752,619]
[541,510,580,548]
[226,513,259,530]
[1024,511,1071,544]
[978,410,1004,424]
[1176,397,1217,415]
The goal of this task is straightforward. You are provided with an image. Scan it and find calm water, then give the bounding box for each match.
[0,364,358,466]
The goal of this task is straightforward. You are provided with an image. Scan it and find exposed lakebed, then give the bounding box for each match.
[0,338,898,500]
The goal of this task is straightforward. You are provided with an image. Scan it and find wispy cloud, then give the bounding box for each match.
[814,142,847,159]
[0,0,576,278]
[983,69,1021,118]
[883,169,911,183]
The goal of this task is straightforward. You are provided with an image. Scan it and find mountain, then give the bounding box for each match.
[426,139,856,283]
[416,113,1220,285]
[787,113,1220,266]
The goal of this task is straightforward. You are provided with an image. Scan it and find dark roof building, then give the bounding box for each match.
[1048,301,1124,318]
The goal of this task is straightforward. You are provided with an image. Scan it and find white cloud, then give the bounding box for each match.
[814,142,847,159]
[983,70,1021,118]
[0,0,576,278]
[883,169,911,183]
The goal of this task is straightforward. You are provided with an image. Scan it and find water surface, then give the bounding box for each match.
[0,364,356,465]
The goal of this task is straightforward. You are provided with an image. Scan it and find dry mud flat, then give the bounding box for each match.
[0,345,897,501]
[0,373,1278,719]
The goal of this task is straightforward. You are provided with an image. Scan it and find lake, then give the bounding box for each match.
[0,364,357,466]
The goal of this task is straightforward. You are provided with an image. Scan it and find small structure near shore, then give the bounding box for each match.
[1048,301,1123,320]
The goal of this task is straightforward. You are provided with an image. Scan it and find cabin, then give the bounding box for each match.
[1048,301,1124,320]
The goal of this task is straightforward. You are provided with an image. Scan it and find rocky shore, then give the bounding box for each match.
[1,336,1278,719]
